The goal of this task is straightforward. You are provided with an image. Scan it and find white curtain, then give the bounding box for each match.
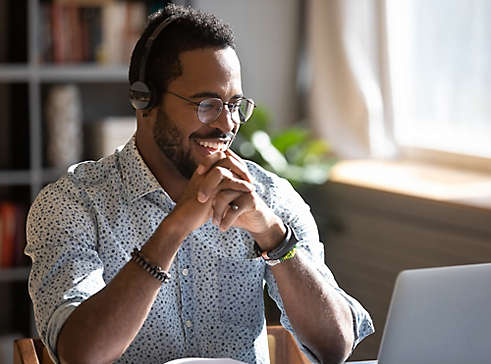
[386,0,491,159]
[307,0,396,159]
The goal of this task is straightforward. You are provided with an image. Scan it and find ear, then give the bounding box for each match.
[136,107,159,125]
[136,108,151,120]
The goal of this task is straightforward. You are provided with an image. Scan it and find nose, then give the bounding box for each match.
[208,104,237,134]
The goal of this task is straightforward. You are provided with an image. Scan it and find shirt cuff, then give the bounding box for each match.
[45,302,80,364]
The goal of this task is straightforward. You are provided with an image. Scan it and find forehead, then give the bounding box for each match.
[170,47,242,96]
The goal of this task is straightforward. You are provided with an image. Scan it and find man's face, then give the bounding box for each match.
[153,47,243,179]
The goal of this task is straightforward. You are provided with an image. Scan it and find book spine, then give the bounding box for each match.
[0,202,16,268]
[39,3,53,63]
[13,204,27,267]
[48,1,147,65]
[51,3,64,63]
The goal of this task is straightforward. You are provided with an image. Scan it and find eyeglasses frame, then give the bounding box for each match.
[166,90,256,124]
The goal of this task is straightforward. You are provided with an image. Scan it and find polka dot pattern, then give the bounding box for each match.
[25,136,374,364]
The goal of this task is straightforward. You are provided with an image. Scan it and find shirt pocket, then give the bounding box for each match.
[217,256,265,328]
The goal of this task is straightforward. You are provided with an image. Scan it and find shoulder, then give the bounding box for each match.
[244,160,299,207]
[66,152,121,189]
[244,160,285,193]
[244,160,276,187]
[29,154,121,220]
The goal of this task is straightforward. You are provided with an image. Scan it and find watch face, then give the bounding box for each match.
[264,259,281,266]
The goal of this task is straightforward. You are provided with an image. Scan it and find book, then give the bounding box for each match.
[82,6,103,63]
[0,202,16,268]
[0,202,28,268]
[13,204,27,267]
[39,3,54,63]
[122,2,146,64]
[101,2,126,64]
[51,3,65,63]
[45,84,83,168]
[164,359,247,364]
[86,117,137,159]
[44,1,146,65]
[54,0,114,4]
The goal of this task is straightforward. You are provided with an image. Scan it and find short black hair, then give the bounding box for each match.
[129,4,236,107]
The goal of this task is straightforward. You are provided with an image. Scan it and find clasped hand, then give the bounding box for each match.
[172,149,279,240]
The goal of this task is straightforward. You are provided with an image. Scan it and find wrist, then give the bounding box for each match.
[250,216,286,252]
[141,214,187,270]
[254,223,299,266]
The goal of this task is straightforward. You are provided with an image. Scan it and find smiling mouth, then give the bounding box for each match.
[194,139,230,153]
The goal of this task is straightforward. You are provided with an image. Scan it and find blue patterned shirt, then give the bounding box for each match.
[25,136,374,364]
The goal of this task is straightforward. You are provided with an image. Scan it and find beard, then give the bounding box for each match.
[153,108,197,179]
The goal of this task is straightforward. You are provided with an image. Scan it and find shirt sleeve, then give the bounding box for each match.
[260,174,375,361]
[25,176,106,363]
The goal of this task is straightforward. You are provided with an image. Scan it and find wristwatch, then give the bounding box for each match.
[254,224,299,266]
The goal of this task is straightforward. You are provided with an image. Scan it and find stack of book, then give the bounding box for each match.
[85,116,137,159]
[39,0,147,64]
[0,202,27,268]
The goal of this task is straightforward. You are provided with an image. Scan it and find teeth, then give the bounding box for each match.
[197,140,228,151]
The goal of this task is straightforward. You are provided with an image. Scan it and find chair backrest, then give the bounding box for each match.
[14,328,308,364]
[13,338,54,364]
[267,325,311,364]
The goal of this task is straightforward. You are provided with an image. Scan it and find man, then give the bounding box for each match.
[26,5,373,364]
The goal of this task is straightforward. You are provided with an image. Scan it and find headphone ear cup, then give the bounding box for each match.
[129,81,153,110]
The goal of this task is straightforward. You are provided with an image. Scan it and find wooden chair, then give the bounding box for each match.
[14,327,309,364]
[13,338,54,364]
[267,325,311,364]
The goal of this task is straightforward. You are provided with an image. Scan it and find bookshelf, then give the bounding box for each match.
[0,0,146,338]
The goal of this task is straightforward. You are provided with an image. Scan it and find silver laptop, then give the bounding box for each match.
[377,263,491,364]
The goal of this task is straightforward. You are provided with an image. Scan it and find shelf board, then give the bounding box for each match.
[0,170,32,185]
[38,65,128,82]
[41,167,65,183]
[0,65,31,82]
[0,64,128,82]
[0,168,65,186]
[0,266,30,282]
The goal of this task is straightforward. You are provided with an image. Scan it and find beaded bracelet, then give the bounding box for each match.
[130,248,171,284]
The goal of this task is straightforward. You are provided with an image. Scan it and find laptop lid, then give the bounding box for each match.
[378,263,491,364]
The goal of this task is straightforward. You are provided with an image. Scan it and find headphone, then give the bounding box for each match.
[129,15,178,110]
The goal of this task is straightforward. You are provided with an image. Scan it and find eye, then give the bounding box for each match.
[200,101,216,111]
[230,103,240,112]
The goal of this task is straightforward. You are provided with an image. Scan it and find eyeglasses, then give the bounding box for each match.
[167,91,256,124]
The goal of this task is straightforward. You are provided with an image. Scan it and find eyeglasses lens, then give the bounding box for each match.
[197,99,220,124]
[197,98,254,124]
[237,99,254,123]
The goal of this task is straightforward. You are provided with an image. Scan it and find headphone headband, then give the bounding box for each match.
[137,15,178,83]
[130,15,178,110]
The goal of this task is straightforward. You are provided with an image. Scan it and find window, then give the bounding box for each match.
[386,0,491,159]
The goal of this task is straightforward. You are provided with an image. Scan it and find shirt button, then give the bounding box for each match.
[182,268,189,276]
[185,320,192,328]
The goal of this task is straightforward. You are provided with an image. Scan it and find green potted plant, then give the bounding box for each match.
[232,105,336,189]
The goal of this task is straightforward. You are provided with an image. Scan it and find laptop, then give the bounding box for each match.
[377,263,491,364]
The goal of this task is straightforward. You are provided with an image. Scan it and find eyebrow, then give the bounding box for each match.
[189,91,244,100]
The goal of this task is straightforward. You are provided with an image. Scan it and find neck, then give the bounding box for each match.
[135,129,188,202]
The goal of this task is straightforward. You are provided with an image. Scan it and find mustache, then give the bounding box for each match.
[190,130,236,142]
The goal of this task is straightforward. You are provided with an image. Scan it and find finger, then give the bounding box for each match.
[219,193,254,231]
[196,151,227,175]
[197,167,254,203]
[211,190,243,226]
[198,152,251,182]
[225,147,245,162]
[224,149,252,182]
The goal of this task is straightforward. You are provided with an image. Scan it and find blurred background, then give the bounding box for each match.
[0,0,490,362]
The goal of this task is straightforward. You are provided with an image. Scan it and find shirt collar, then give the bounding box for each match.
[118,135,165,202]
